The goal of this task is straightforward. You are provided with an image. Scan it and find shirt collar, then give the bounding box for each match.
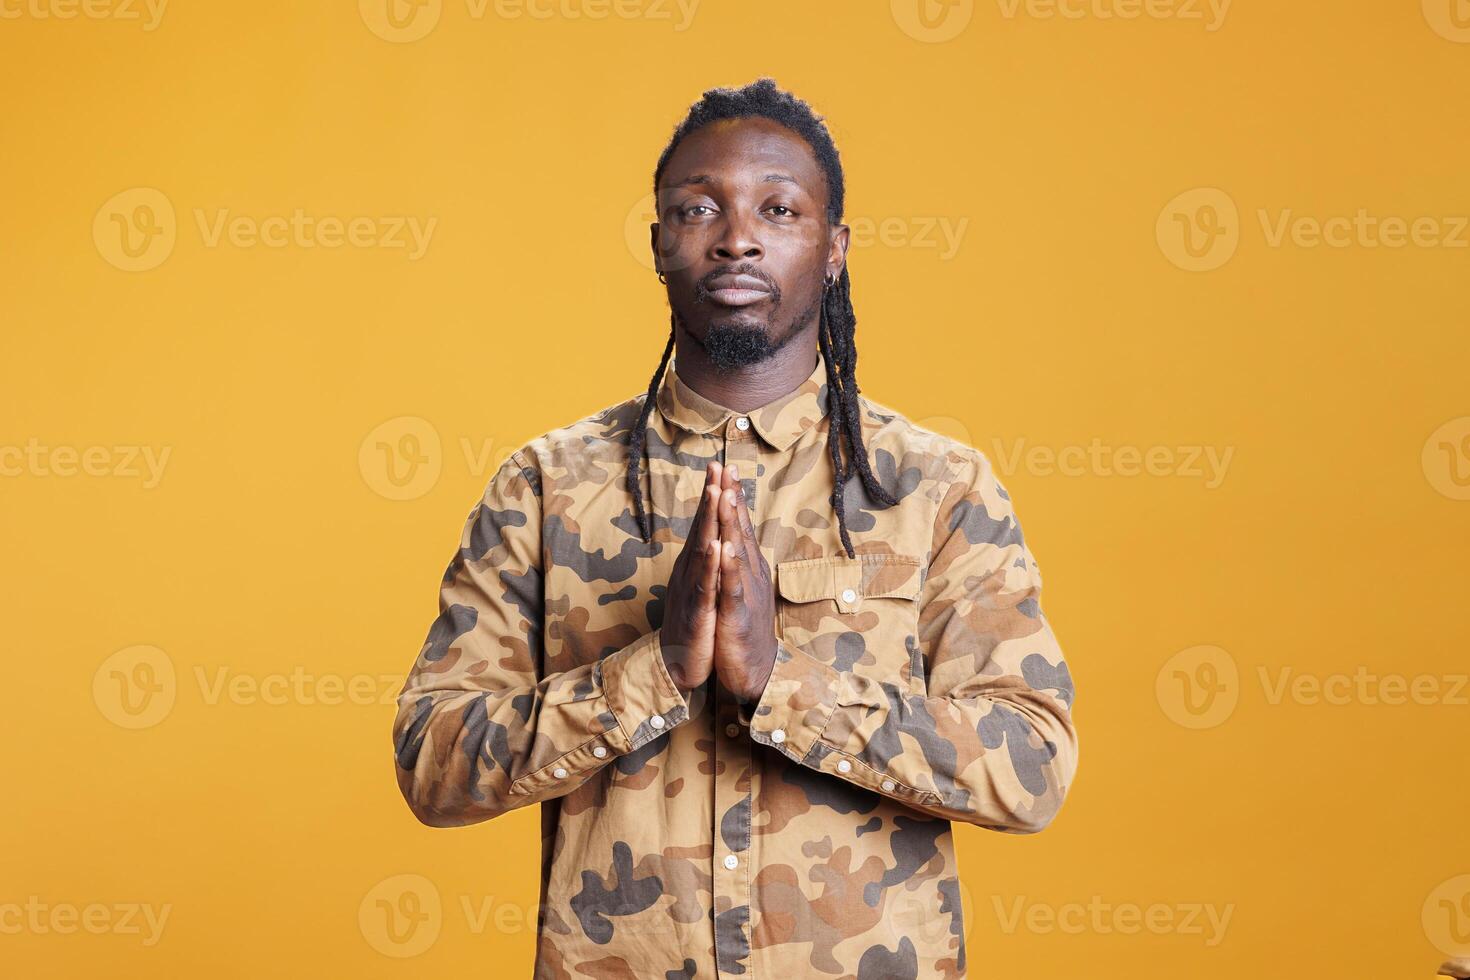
[655,349,830,452]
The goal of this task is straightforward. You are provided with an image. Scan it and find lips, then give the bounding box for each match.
[705,273,772,307]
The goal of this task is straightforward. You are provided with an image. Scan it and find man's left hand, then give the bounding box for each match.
[712,463,778,703]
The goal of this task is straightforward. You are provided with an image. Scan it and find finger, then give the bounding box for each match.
[732,478,758,551]
[722,461,737,494]
[718,538,746,604]
[721,481,756,571]
[697,536,720,607]
[687,468,720,554]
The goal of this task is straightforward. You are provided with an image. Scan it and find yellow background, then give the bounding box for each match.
[3,0,1468,976]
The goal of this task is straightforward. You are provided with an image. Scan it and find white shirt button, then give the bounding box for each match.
[840,588,857,604]
[881,779,896,793]
[723,855,739,870]
[553,767,568,779]
[649,714,665,729]
[770,728,786,744]
[735,417,750,431]
[725,724,740,738]
[837,760,852,774]
[591,745,608,759]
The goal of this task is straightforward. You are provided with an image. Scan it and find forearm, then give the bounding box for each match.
[393,629,688,827]
[747,638,1076,832]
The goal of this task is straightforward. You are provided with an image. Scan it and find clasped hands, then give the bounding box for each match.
[658,460,777,703]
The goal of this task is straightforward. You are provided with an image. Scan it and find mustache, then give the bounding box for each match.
[693,264,780,304]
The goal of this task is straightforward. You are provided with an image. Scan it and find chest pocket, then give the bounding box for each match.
[775,554,925,695]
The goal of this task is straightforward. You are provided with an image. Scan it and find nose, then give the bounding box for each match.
[709,209,764,262]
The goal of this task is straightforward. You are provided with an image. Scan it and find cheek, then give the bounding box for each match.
[656,226,705,275]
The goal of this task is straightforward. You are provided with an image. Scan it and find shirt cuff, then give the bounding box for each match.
[746,639,842,762]
[599,629,690,750]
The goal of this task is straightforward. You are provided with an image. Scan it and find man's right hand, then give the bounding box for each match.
[659,460,723,692]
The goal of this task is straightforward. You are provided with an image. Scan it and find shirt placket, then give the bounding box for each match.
[712,412,759,978]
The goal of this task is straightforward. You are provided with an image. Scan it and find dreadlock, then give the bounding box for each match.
[627,77,898,559]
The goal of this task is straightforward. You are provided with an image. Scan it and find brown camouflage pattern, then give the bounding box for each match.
[392,349,1078,978]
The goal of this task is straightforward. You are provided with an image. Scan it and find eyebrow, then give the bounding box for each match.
[667,173,800,190]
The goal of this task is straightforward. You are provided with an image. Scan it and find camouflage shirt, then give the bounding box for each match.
[392,349,1078,979]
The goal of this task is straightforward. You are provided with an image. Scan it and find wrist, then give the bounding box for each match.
[658,630,696,693]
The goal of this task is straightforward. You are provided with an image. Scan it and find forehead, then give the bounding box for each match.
[661,116,826,199]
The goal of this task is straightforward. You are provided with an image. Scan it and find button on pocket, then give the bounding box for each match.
[774,554,923,689]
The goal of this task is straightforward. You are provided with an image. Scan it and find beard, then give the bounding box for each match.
[692,299,820,372]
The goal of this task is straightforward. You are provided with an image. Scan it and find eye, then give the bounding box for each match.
[684,204,715,217]
[767,205,795,217]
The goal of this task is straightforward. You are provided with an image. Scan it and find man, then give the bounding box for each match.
[392,78,1077,979]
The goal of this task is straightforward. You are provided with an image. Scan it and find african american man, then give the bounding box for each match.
[392,77,1078,979]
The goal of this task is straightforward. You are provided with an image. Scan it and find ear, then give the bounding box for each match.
[826,223,850,282]
[648,220,662,277]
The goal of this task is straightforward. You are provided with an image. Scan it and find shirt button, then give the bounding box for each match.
[723,855,739,870]
[649,714,665,729]
[725,724,740,738]
[840,588,857,604]
[591,745,608,759]
[553,767,568,779]
[771,728,786,744]
[881,779,896,793]
[735,417,750,431]
[837,759,852,774]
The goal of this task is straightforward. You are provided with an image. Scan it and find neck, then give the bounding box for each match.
[672,325,818,413]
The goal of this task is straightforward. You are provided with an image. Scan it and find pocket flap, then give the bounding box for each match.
[776,555,922,612]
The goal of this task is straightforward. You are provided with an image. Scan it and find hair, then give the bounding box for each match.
[625,77,897,559]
